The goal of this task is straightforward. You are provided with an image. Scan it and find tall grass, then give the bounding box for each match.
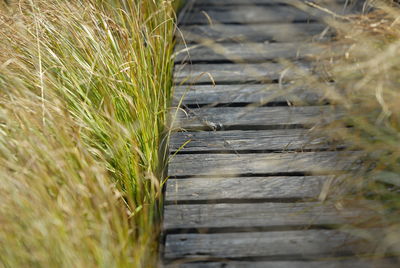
[0,0,176,266]
[304,0,400,258]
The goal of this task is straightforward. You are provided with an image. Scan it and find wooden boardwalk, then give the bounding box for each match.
[161,1,393,267]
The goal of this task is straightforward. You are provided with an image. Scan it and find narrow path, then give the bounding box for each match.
[161,1,388,267]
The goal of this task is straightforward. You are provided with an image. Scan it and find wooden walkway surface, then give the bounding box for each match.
[161,1,395,267]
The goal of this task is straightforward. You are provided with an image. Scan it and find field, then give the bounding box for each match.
[0,0,399,267]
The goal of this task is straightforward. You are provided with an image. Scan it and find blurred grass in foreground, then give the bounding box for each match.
[307,0,400,259]
[0,0,176,267]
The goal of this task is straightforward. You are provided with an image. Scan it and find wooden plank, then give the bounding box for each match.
[171,106,341,130]
[172,84,322,106]
[164,229,371,260]
[169,129,334,153]
[180,6,320,25]
[165,176,328,202]
[175,43,325,63]
[191,0,348,7]
[163,202,364,230]
[168,151,357,177]
[177,24,328,43]
[164,259,397,268]
[173,63,310,84]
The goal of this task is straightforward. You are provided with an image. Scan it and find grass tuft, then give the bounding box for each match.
[0,0,176,267]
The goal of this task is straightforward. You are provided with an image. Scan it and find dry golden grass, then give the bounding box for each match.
[302,0,400,259]
[0,0,176,266]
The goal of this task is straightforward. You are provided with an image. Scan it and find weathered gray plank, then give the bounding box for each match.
[172,84,322,106]
[165,176,327,202]
[175,43,326,63]
[191,0,348,7]
[168,151,357,177]
[164,259,397,268]
[172,106,341,130]
[164,230,370,260]
[180,6,320,25]
[173,63,310,84]
[163,202,364,230]
[169,129,333,152]
[177,24,328,43]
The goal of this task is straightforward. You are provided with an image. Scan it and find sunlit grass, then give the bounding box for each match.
[0,0,176,266]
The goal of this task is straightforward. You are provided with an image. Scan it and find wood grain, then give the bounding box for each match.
[164,229,370,260]
[190,0,348,7]
[180,7,320,25]
[163,202,364,230]
[168,151,357,177]
[173,63,311,84]
[172,106,341,130]
[175,43,326,63]
[163,0,387,266]
[169,129,334,153]
[164,259,396,268]
[172,84,322,106]
[165,176,328,202]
